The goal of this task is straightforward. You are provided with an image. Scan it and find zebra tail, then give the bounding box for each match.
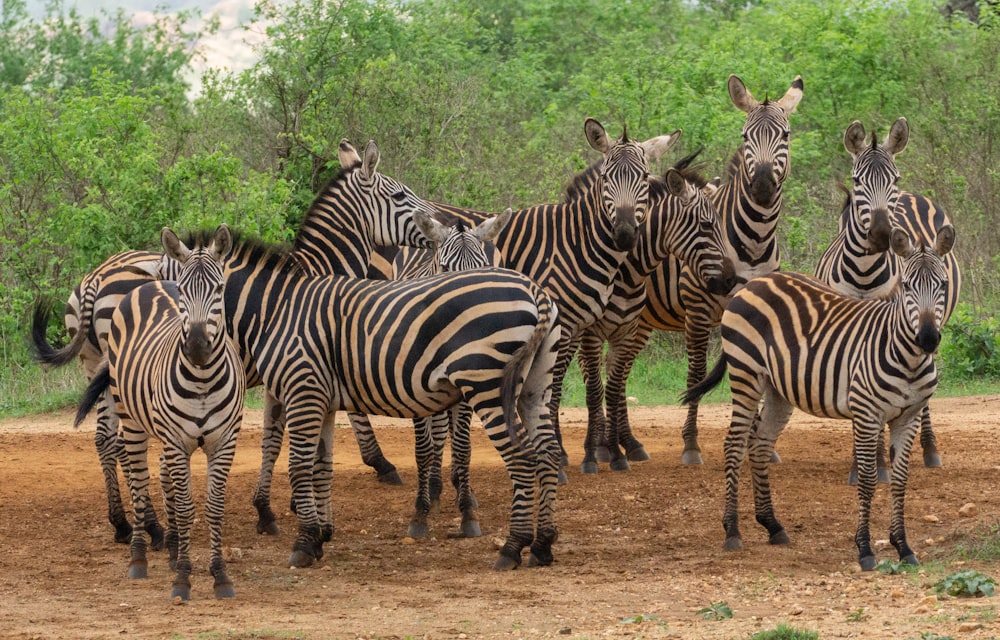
[679,356,728,406]
[30,284,95,368]
[75,364,112,428]
[500,295,556,451]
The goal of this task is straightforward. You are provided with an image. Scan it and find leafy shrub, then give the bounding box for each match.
[695,601,733,620]
[750,624,819,640]
[934,570,996,598]
[939,305,1000,380]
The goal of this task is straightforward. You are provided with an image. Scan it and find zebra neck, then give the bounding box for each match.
[830,221,899,298]
[716,181,782,268]
[293,181,374,278]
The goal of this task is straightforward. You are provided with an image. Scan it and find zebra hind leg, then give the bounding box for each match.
[349,412,402,485]
[94,398,132,543]
[919,406,941,468]
[253,393,284,536]
[407,416,435,538]
[447,404,481,538]
[749,390,794,546]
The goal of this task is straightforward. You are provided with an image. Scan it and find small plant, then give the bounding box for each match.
[905,633,955,640]
[695,601,733,620]
[933,570,996,598]
[750,623,819,639]
[845,607,869,622]
[620,614,659,624]
[876,558,919,574]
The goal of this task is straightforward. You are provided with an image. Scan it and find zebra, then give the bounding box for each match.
[681,225,955,571]
[575,152,737,473]
[597,74,804,466]
[815,118,962,484]
[416,118,682,480]
[392,208,512,540]
[74,225,244,600]
[30,138,438,541]
[220,234,562,570]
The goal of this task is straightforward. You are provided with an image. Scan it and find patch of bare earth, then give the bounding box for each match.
[1,396,999,639]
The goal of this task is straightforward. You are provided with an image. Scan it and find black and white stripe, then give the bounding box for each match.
[682,226,955,571]
[75,225,244,601]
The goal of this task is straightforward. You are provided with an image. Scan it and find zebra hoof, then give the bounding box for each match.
[900,553,920,566]
[377,470,403,486]
[214,581,236,599]
[770,450,782,463]
[609,459,631,472]
[847,470,859,486]
[681,450,703,465]
[580,460,599,474]
[127,561,148,580]
[594,446,611,463]
[287,550,315,568]
[407,521,429,538]
[769,530,790,545]
[112,521,133,544]
[148,523,166,552]
[493,554,520,571]
[924,451,942,468]
[626,446,650,462]
[170,585,191,602]
[877,469,890,484]
[256,520,280,536]
[859,555,877,571]
[525,552,552,568]
[723,537,743,552]
[462,520,482,538]
[557,469,569,485]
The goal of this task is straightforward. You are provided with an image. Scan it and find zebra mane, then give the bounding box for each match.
[196,227,305,276]
[562,160,603,203]
[667,148,709,188]
[871,131,878,150]
[179,227,225,250]
[452,219,470,233]
[724,145,743,182]
[294,164,356,244]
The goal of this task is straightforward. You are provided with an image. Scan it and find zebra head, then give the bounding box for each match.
[891,224,955,355]
[162,224,231,368]
[585,118,681,252]
[661,166,738,296]
[728,74,803,208]
[843,118,909,255]
[338,138,437,250]
[414,208,511,273]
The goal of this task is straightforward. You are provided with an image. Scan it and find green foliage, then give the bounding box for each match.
[845,607,869,622]
[695,601,733,620]
[939,305,1000,380]
[750,624,819,640]
[934,570,996,598]
[906,634,955,640]
[620,614,659,624]
[876,559,920,575]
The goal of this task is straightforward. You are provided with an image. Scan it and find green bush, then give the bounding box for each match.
[750,624,819,640]
[939,305,1000,380]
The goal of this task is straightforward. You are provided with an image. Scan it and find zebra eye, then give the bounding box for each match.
[700,220,714,232]
[391,190,408,202]
[782,130,790,141]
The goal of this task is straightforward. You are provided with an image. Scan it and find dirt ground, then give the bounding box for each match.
[1,397,999,640]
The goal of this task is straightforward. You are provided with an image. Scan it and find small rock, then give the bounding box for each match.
[914,605,930,614]
[959,503,979,518]
[924,538,936,546]
[922,514,940,523]
[491,536,506,550]
[558,628,572,635]
[401,537,416,545]
[890,589,905,599]
[789,604,804,616]
[958,622,983,632]
[171,596,184,606]
[627,397,638,403]
[920,595,938,606]
[223,546,243,562]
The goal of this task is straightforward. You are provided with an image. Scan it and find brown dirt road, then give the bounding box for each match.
[1,397,999,639]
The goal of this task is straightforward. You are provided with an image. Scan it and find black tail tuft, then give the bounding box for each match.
[29,298,80,368]
[75,365,112,428]
[679,357,729,406]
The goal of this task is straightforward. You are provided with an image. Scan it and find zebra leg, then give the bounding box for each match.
[680,310,716,465]
[313,413,336,545]
[548,334,580,483]
[448,404,481,538]
[852,415,882,571]
[722,375,763,552]
[519,371,560,569]
[163,450,195,601]
[205,435,238,599]
[253,392,284,536]
[120,422,150,580]
[848,426,891,485]
[158,453,179,571]
[887,414,921,566]
[750,390,793,546]
[94,390,132,543]
[408,416,435,539]
[604,327,648,467]
[919,405,941,468]
[284,404,328,568]
[577,333,611,474]
[349,412,402,485]
[426,412,449,508]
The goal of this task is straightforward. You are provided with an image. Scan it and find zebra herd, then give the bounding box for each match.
[29,73,962,599]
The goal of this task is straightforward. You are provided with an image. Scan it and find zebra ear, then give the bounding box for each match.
[361,140,380,180]
[890,227,914,259]
[474,207,512,243]
[212,223,232,261]
[728,74,756,113]
[775,76,804,114]
[161,227,191,263]
[414,210,450,245]
[705,176,722,196]
[884,117,909,156]
[664,168,693,202]
[338,139,361,169]
[844,120,867,157]
[934,224,956,257]
[642,129,681,164]
[584,118,612,155]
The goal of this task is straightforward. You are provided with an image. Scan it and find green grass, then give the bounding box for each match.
[750,624,819,640]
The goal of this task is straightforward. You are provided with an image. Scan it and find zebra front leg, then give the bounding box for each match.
[285,405,328,568]
[852,418,882,571]
[163,451,196,601]
[680,310,716,465]
[918,405,941,468]
[887,415,921,567]
[253,392,284,536]
[205,436,239,599]
[721,387,762,551]
[121,423,151,580]
[158,453,179,571]
[408,416,436,538]
[448,404,481,538]
[349,412,402,485]
[94,393,132,543]
[604,327,649,467]
[750,390,793,546]
[577,333,611,474]
[848,427,891,485]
